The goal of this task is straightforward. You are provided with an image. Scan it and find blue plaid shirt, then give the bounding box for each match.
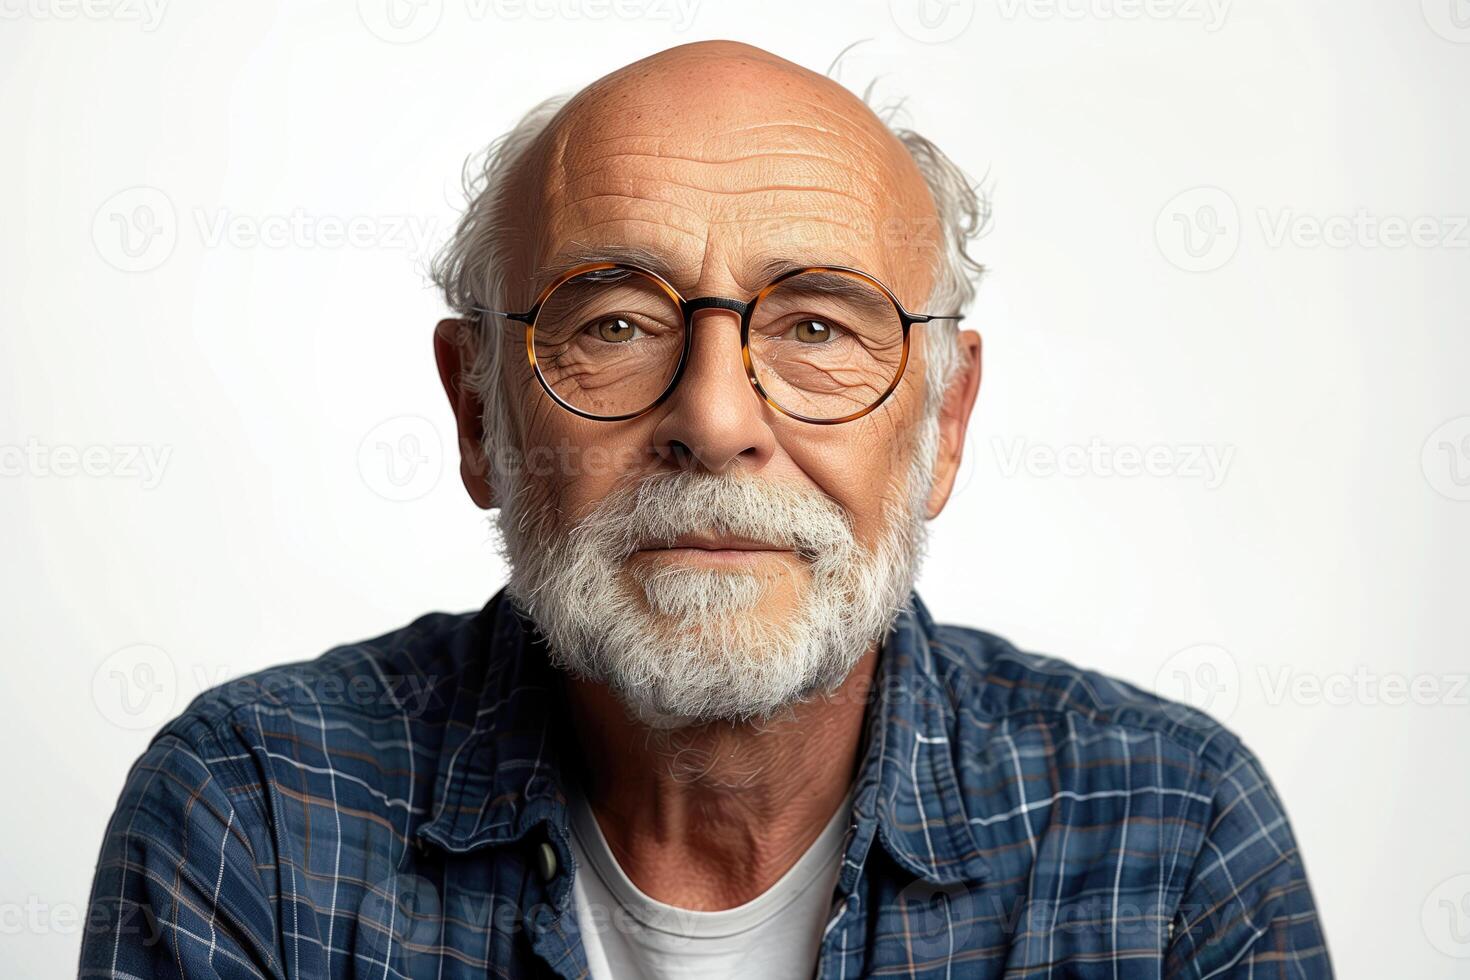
[82,591,1331,978]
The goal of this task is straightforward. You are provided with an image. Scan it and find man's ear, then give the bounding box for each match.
[433,318,495,510]
[925,329,982,519]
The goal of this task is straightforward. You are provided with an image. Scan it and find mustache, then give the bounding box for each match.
[565,470,857,562]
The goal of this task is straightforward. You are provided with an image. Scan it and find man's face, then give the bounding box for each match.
[439,43,981,722]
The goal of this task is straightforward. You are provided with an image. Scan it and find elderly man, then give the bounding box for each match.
[82,41,1330,979]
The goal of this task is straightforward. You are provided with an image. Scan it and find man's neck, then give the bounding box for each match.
[562,647,878,911]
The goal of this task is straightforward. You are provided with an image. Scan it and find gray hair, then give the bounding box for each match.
[430,88,987,488]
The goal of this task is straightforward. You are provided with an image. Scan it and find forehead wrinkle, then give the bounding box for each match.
[557,122,888,182]
[559,177,886,213]
[693,99,908,180]
[555,81,904,172]
[560,217,710,242]
[553,150,878,194]
[548,187,713,231]
[546,201,875,262]
[524,66,937,307]
[719,113,898,169]
[554,170,884,217]
[548,197,883,280]
[566,121,893,177]
[573,117,866,151]
[549,149,892,228]
[544,149,889,249]
[561,146,874,170]
[549,54,913,160]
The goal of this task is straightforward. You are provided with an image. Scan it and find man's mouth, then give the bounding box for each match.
[631,533,797,568]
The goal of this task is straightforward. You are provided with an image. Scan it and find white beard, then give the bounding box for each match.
[494,421,939,726]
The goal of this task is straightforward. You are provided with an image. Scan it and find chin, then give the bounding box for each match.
[629,561,807,623]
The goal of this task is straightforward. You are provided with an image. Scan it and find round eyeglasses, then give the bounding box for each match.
[473,262,963,425]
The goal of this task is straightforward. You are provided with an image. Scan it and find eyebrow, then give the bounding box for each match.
[769,269,896,312]
[530,244,684,291]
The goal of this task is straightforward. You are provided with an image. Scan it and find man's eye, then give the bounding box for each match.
[791,319,837,344]
[594,317,640,343]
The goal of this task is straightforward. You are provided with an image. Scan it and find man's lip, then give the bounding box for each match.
[637,535,792,552]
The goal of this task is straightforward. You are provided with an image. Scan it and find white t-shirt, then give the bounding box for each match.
[566,786,853,980]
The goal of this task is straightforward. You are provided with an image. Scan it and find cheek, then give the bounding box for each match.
[518,409,664,523]
[781,419,920,549]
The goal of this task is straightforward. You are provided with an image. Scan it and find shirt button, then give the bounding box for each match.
[537,842,558,881]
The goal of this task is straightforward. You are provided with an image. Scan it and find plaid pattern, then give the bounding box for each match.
[82,591,1332,978]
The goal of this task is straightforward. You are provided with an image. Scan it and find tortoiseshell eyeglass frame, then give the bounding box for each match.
[472,261,964,425]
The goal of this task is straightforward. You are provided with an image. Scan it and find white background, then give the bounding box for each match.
[2,0,1467,975]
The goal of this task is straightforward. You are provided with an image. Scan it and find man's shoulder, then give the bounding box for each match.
[910,613,1327,974]
[153,607,484,751]
[84,606,504,978]
[921,613,1244,773]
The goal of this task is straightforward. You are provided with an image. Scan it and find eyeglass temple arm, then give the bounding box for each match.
[470,307,533,325]
[908,314,966,324]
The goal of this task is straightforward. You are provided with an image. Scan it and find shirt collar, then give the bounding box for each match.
[416,590,990,886]
[416,594,569,854]
[849,594,992,885]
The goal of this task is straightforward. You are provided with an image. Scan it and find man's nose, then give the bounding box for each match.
[650,308,777,474]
